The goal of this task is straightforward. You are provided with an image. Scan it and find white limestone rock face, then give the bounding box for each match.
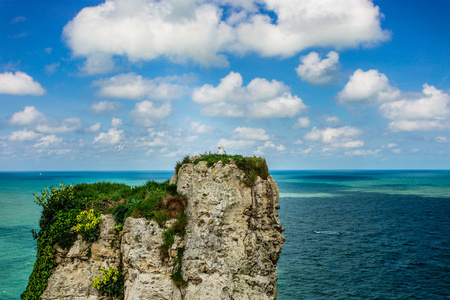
[121,218,182,300]
[177,160,285,300]
[41,214,120,300]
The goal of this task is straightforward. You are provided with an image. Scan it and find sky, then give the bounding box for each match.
[0,0,449,171]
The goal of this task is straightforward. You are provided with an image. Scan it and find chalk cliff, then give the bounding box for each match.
[39,158,285,299]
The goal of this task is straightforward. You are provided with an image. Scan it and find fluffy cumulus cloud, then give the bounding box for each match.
[379,84,450,132]
[34,135,63,148]
[8,106,82,134]
[130,101,172,127]
[94,128,123,145]
[111,118,123,128]
[296,51,340,85]
[0,72,45,96]
[63,0,389,72]
[87,122,102,132]
[304,126,364,149]
[338,69,400,105]
[93,73,187,100]
[193,72,307,118]
[9,106,45,126]
[292,117,311,129]
[8,129,41,141]
[90,101,122,114]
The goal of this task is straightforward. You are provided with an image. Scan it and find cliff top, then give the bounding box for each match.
[175,153,269,187]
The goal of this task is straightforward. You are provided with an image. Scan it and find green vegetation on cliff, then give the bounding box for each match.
[22,180,187,300]
[175,153,269,187]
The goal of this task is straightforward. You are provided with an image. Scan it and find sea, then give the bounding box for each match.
[0,170,449,299]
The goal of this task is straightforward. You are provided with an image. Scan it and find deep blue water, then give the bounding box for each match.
[0,170,449,299]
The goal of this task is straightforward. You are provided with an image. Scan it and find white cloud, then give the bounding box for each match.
[254,141,286,156]
[35,118,82,134]
[345,149,381,156]
[233,127,269,141]
[130,101,172,127]
[232,0,390,57]
[8,106,82,134]
[190,121,213,135]
[0,72,45,96]
[384,143,398,149]
[94,128,123,145]
[435,136,448,143]
[304,126,364,150]
[63,0,389,72]
[193,71,289,104]
[296,51,340,85]
[324,116,341,124]
[379,84,450,132]
[82,53,115,75]
[338,69,400,105]
[111,118,123,128]
[193,71,307,118]
[63,0,233,72]
[8,130,41,141]
[9,106,45,126]
[90,101,122,114]
[292,117,311,129]
[248,94,307,118]
[34,135,63,148]
[93,73,187,100]
[87,122,102,132]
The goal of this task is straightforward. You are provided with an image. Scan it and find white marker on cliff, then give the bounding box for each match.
[217,146,226,155]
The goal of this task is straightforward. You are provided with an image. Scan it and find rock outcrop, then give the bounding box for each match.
[41,158,285,299]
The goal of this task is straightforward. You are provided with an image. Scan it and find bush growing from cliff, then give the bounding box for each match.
[22,184,85,300]
[74,209,101,242]
[92,266,124,298]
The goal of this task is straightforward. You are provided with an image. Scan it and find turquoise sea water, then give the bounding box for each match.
[1,170,449,299]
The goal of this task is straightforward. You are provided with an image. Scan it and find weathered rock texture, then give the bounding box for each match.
[177,160,285,300]
[42,159,285,299]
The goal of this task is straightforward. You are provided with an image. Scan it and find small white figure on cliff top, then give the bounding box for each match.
[218,146,226,155]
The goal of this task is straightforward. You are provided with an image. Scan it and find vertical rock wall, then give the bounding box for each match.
[177,160,285,300]
[41,159,285,299]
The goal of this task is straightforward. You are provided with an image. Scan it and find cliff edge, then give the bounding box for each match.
[23,155,285,300]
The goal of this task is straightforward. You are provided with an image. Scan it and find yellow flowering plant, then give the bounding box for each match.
[92,266,124,298]
[74,209,101,243]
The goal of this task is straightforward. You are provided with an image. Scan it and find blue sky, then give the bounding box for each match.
[0,0,449,171]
